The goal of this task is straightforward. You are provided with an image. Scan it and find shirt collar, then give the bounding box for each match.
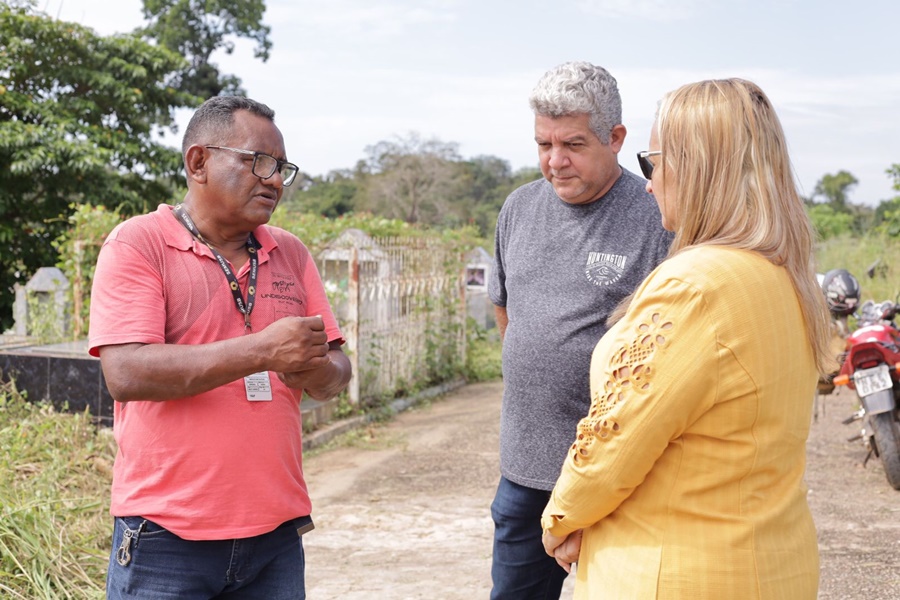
[157,203,278,259]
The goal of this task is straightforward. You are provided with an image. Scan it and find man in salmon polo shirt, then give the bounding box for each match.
[89,96,351,599]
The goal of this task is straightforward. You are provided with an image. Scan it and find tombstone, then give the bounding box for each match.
[465,247,495,330]
[13,267,70,337]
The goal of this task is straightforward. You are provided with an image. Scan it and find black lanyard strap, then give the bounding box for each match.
[173,204,260,330]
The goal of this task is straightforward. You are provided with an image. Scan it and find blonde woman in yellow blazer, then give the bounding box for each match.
[541,79,836,599]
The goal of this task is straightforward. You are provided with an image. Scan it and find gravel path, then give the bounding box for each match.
[302,381,900,599]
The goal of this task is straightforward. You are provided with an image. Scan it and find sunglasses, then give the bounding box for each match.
[637,150,662,180]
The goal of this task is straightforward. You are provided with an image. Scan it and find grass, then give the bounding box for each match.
[0,381,114,599]
[817,233,900,304]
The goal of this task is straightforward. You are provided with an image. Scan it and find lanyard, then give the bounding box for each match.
[173,204,260,330]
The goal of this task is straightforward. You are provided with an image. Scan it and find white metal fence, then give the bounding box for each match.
[317,230,466,405]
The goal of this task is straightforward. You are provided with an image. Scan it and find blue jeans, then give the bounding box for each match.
[490,476,568,599]
[106,515,310,599]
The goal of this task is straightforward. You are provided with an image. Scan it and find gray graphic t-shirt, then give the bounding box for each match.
[489,169,673,490]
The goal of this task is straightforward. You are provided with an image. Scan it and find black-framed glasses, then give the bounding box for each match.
[205,145,299,186]
[637,150,662,180]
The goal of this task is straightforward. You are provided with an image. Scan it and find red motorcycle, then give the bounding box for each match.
[833,299,900,490]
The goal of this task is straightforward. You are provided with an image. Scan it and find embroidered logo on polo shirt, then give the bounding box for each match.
[262,275,304,306]
[585,252,627,286]
[272,279,296,294]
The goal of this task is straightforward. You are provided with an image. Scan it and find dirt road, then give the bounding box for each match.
[302,381,900,599]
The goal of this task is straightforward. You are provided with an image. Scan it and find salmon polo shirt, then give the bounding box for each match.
[89,204,343,540]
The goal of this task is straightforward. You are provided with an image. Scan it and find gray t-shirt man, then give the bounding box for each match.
[489,168,672,490]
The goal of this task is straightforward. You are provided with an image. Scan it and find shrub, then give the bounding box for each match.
[464,318,502,382]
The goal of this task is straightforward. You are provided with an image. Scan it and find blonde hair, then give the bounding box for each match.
[634,78,834,375]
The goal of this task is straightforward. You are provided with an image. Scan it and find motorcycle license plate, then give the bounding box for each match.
[853,365,892,397]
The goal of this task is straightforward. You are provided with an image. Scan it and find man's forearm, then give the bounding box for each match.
[495,306,509,341]
[99,339,268,402]
[283,349,352,401]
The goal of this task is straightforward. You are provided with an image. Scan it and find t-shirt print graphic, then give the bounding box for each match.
[585,251,627,286]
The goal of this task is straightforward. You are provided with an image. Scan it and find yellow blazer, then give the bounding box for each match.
[542,246,819,599]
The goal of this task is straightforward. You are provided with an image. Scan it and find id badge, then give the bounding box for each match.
[244,371,273,401]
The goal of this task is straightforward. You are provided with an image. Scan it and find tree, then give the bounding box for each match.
[454,156,517,238]
[0,2,197,330]
[281,152,538,237]
[806,203,855,240]
[888,164,900,193]
[282,168,362,218]
[813,170,858,212]
[362,133,463,225]
[139,0,272,98]
[872,164,900,236]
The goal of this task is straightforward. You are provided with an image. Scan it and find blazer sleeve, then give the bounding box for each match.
[542,275,720,536]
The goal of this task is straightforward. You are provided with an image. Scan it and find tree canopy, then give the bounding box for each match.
[888,164,900,193]
[813,170,858,212]
[0,1,198,330]
[280,131,542,239]
[362,133,463,225]
[139,0,272,98]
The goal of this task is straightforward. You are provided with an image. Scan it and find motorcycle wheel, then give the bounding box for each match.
[870,412,900,490]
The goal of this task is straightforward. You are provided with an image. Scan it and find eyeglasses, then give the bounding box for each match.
[205,145,299,186]
[637,150,662,180]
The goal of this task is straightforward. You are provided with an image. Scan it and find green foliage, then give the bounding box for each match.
[873,197,900,237]
[282,132,541,240]
[362,132,463,225]
[807,203,856,240]
[871,165,900,236]
[330,392,358,420]
[813,170,858,212]
[286,169,361,218]
[421,297,463,386]
[0,381,115,599]
[817,233,900,303]
[452,159,539,241]
[23,293,67,344]
[0,2,198,330]
[53,204,125,338]
[139,0,271,97]
[806,169,899,237]
[464,318,503,382]
[887,164,900,193]
[269,209,429,253]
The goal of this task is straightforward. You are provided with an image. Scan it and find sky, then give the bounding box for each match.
[46,0,900,206]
